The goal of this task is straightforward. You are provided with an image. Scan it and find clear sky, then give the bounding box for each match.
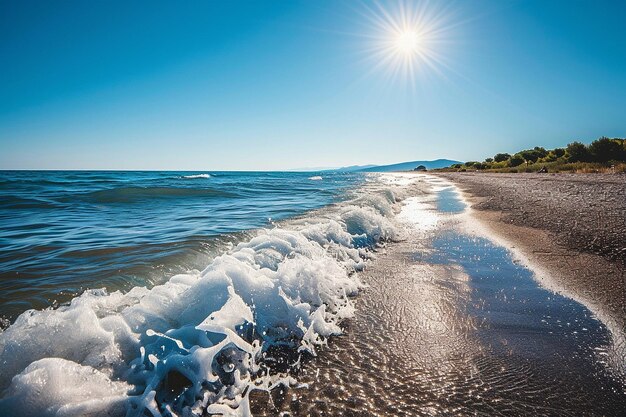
[1,0,625,170]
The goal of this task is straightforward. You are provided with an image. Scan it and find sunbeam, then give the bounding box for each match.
[360,0,457,88]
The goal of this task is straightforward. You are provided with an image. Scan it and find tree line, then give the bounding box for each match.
[451,137,626,170]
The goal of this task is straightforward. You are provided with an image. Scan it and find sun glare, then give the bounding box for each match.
[395,30,422,55]
[358,1,454,87]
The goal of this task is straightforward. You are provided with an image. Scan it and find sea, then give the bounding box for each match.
[0,170,363,323]
[0,169,395,416]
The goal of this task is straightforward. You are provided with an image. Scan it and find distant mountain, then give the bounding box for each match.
[333,164,379,172]
[288,166,339,172]
[301,159,461,173]
[358,159,462,172]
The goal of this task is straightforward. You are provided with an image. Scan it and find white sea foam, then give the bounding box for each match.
[183,174,211,179]
[398,196,439,231]
[308,176,323,181]
[0,173,413,417]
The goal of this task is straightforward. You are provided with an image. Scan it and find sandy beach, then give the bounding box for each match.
[437,172,626,333]
[251,174,626,416]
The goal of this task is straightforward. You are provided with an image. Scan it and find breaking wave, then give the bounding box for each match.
[0,175,407,417]
[182,174,211,179]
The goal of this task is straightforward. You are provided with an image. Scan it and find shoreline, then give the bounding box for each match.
[251,174,626,415]
[435,172,626,331]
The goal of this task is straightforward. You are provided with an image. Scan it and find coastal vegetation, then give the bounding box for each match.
[441,137,626,173]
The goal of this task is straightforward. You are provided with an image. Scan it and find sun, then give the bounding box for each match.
[394,30,422,55]
[358,1,454,86]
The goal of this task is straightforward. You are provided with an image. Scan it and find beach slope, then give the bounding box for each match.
[437,172,626,330]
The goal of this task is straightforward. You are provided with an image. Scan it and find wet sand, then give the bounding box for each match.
[250,175,626,416]
[436,172,626,338]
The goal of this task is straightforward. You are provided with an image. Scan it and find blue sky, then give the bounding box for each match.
[1,0,625,170]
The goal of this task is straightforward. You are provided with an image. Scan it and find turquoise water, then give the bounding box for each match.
[0,170,363,321]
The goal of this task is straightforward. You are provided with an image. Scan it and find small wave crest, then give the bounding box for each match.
[182,174,211,179]
[308,176,323,181]
[0,174,408,416]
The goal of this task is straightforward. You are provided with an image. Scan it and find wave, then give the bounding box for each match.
[77,186,234,204]
[0,178,82,187]
[182,174,211,179]
[0,177,123,186]
[308,176,323,181]
[0,174,407,416]
[0,196,60,210]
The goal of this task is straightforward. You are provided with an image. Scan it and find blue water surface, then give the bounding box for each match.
[0,171,363,321]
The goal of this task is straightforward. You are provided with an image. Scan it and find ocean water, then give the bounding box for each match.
[0,170,399,416]
[0,171,363,322]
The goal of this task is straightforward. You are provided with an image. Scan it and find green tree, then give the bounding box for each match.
[533,146,548,158]
[493,153,510,162]
[485,157,493,163]
[566,141,591,162]
[509,154,524,167]
[553,148,565,158]
[589,137,623,162]
[518,149,541,165]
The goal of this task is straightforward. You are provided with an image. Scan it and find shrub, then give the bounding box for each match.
[518,147,547,164]
[485,157,493,163]
[509,154,525,167]
[567,141,591,162]
[541,152,557,163]
[534,146,548,158]
[589,137,624,162]
[553,148,565,158]
[493,153,510,163]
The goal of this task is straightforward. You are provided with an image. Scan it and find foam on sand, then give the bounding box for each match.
[0,174,411,417]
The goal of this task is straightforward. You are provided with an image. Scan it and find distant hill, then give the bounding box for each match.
[288,166,337,172]
[334,164,378,172]
[358,159,462,172]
